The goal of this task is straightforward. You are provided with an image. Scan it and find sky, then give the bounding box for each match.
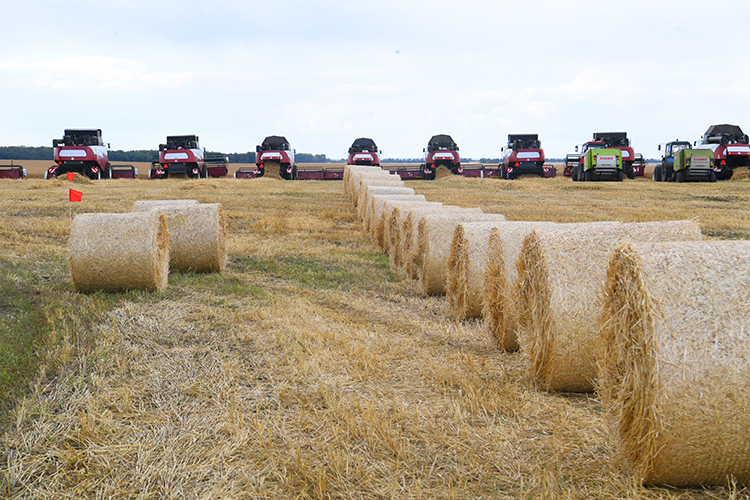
[2,0,750,160]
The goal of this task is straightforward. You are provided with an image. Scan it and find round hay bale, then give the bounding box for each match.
[368,195,426,247]
[418,212,504,296]
[382,199,441,257]
[517,221,703,392]
[623,220,703,242]
[482,222,557,350]
[445,221,509,320]
[347,167,393,202]
[69,212,169,292]
[601,241,750,487]
[356,177,405,208]
[151,203,227,273]
[358,186,415,221]
[132,199,198,212]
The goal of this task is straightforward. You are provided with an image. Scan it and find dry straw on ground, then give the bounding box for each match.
[445,221,508,320]
[69,211,169,292]
[600,241,750,487]
[517,221,703,393]
[132,199,198,211]
[482,222,558,350]
[358,186,415,222]
[150,203,227,273]
[417,212,507,296]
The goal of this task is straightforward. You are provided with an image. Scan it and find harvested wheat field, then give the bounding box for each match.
[1,170,749,498]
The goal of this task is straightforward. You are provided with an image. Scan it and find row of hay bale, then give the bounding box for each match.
[342,164,750,488]
[69,199,227,292]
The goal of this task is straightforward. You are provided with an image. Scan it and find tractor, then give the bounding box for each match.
[150,135,228,179]
[46,129,113,180]
[256,136,296,180]
[500,134,554,179]
[424,134,460,177]
[694,124,750,180]
[571,142,623,181]
[347,138,381,167]
[655,142,714,182]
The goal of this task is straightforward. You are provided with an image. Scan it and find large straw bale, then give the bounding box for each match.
[347,168,394,202]
[417,212,504,296]
[151,203,227,273]
[445,221,509,320]
[383,200,442,260]
[623,220,703,242]
[601,241,750,487]
[356,177,405,208]
[358,186,415,221]
[517,221,703,392]
[69,212,169,292]
[481,222,558,350]
[132,199,198,212]
[368,194,427,246]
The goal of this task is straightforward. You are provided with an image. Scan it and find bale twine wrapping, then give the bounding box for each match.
[382,199,441,257]
[151,203,227,273]
[482,222,558,350]
[517,221,702,392]
[368,194,427,247]
[417,212,504,296]
[358,186,415,222]
[69,212,169,292]
[445,221,509,320]
[133,199,198,212]
[601,241,750,487]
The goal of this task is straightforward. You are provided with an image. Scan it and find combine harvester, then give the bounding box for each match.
[654,140,715,182]
[425,134,460,177]
[254,136,296,180]
[347,138,381,166]
[500,134,555,179]
[694,124,750,180]
[0,161,26,179]
[593,132,642,178]
[150,135,228,179]
[46,129,136,179]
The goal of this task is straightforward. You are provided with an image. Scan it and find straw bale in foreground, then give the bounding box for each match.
[517,221,702,392]
[601,241,750,487]
[445,221,509,320]
[132,199,198,212]
[69,212,169,292]
[382,199,441,257]
[417,212,504,296]
[151,203,227,273]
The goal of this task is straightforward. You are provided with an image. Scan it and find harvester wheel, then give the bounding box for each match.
[663,166,673,182]
[676,170,686,183]
[625,163,635,179]
[617,170,624,182]
[585,169,594,182]
[709,170,717,183]
[571,166,578,181]
[653,165,662,182]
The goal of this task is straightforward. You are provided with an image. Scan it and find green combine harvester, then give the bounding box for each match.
[571,141,623,181]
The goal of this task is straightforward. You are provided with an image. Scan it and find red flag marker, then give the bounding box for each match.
[69,189,82,202]
[67,171,75,181]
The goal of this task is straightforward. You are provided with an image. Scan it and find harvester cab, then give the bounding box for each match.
[593,132,640,178]
[571,141,623,181]
[347,138,381,167]
[47,129,111,180]
[695,124,750,180]
[150,135,228,179]
[423,134,460,177]
[256,136,296,180]
[500,134,552,179]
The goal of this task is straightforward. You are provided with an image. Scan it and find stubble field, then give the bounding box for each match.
[0,165,749,498]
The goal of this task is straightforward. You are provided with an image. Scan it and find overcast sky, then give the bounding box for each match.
[2,0,749,159]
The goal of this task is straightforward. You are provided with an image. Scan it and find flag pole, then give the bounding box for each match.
[68,173,72,222]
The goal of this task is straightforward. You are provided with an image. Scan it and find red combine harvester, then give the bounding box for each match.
[0,161,26,179]
[46,129,133,180]
[500,134,555,179]
[347,138,381,166]
[256,136,296,180]
[150,135,228,179]
[695,124,750,180]
[424,134,460,177]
